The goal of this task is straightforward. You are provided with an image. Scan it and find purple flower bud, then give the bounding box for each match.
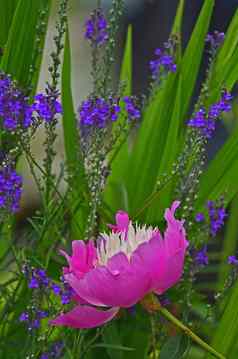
[79,97,121,127]
[195,213,205,222]
[19,312,29,322]
[228,255,238,266]
[195,246,209,267]
[85,9,108,45]
[28,277,39,289]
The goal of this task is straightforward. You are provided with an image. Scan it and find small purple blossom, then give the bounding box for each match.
[123,97,140,121]
[228,256,238,266]
[0,166,23,213]
[19,312,29,322]
[187,90,232,138]
[195,246,209,267]
[149,42,177,80]
[207,200,227,237]
[33,93,62,122]
[0,71,35,131]
[206,31,225,50]
[51,283,61,295]
[85,9,108,45]
[79,97,120,127]
[195,213,205,223]
[40,341,64,359]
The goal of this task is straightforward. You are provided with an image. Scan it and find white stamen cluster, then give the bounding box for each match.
[97,221,156,265]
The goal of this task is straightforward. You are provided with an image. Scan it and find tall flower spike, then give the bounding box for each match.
[51,201,188,329]
[0,166,23,213]
[79,97,120,127]
[149,40,177,81]
[85,8,108,45]
[187,89,232,138]
[0,71,35,131]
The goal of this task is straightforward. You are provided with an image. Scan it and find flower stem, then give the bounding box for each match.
[159,307,226,359]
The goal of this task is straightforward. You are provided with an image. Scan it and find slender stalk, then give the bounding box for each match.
[159,307,226,359]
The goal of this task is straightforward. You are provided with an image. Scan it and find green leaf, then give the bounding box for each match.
[218,196,238,290]
[120,25,132,97]
[205,281,238,358]
[180,0,214,119]
[0,0,19,48]
[62,25,82,171]
[196,126,238,210]
[159,335,190,359]
[62,22,88,237]
[171,0,185,35]
[104,25,133,211]
[0,0,49,87]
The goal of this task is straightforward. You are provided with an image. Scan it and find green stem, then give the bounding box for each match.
[159,307,226,359]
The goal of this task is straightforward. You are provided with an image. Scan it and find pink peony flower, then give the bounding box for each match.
[50,201,188,329]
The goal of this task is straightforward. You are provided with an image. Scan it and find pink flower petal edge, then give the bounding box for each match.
[50,305,119,329]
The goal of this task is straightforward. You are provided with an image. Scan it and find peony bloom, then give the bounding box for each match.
[51,201,188,329]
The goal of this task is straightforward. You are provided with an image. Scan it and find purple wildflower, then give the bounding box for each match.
[206,31,225,50]
[195,213,205,223]
[79,97,120,127]
[207,200,227,237]
[0,166,23,213]
[19,312,29,322]
[228,256,238,266]
[123,97,140,121]
[195,246,209,267]
[40,341,64,359]
[187,90,232,138]
[85,8,108,45]
[33,93,62,122]
[0,71,34,131]
[51,283,61,295]
[149,43,176,80]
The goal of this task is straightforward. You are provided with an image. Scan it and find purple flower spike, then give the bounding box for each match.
[195,213,205,223]
[207,200,227,237]
[19,312,29,322]
[79,97,120,127]
[187,89,232,138]
[0,71,35,131]
[85,9,108,45]
[195,246,209,267]
[228,256,238,266]
[0,166,23,213]
[206,31,225,49]
[33,93,62,122]
[123,97,140,121]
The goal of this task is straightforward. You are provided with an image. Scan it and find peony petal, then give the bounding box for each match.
[108,211,130,233]
[50,305,119,329]
[154,201,188,294]
[65,252,151,308]
[60,240,97,279]
[133,233,167,289]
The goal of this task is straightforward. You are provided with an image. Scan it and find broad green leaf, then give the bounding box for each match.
[0,0,49,87]
[159,335,190,359]
[0,0,19,48]
[205,281,238,358]
[62,25,82,172]
[104,25,132,211]
[171,0,185,35]
[62,23,88,237]
[180,0,214,119]
[218,196,238,290]
[216,8,238,68]
[146,75,182,222]
[196,126,238,211]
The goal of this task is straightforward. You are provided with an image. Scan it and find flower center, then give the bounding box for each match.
[97,222,156,265]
